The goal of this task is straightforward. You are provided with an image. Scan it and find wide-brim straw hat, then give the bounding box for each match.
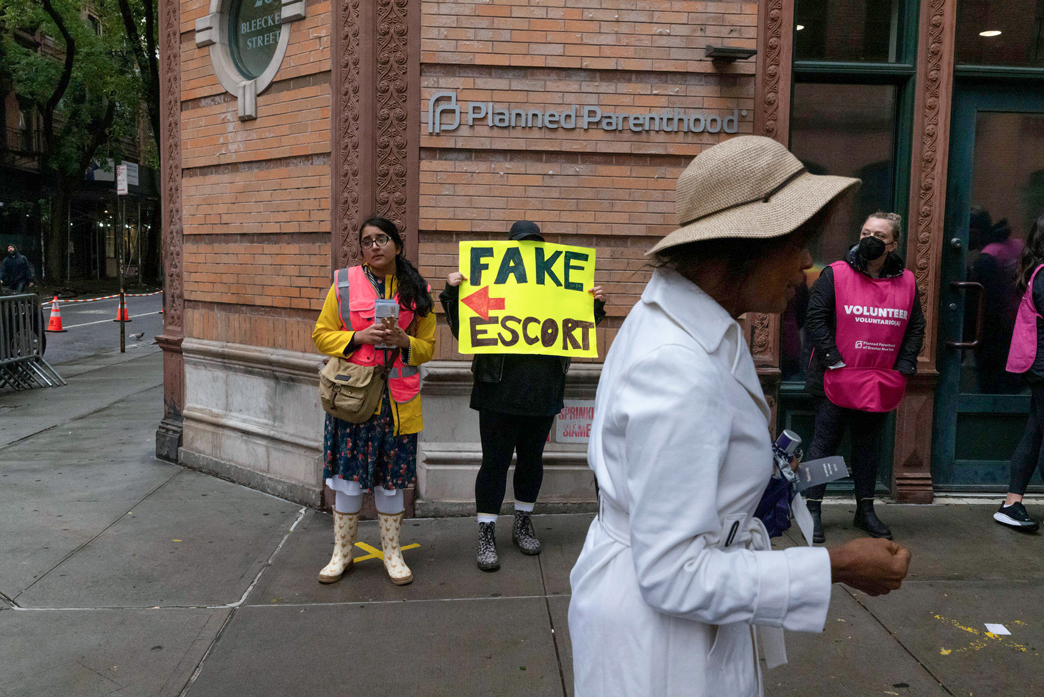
[647,136,861,257]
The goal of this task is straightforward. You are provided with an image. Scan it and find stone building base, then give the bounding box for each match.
[180,338,326,508]
[177,342,601,514]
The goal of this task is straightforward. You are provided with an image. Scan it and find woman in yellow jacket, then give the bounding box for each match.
[312,216,436,586]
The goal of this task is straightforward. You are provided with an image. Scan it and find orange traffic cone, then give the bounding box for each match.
[113,297,131,323]
[46,297,66,333]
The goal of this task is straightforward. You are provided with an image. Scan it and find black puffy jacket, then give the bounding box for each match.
[804,247,926,397]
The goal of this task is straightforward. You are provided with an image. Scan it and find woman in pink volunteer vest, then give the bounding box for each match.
[996,215,1044,531]
[312,216,436,585]
[803,212,925,543]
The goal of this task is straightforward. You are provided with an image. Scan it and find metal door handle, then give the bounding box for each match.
[947,281,984,349]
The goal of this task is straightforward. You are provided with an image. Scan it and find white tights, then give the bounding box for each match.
[328,478,404,515]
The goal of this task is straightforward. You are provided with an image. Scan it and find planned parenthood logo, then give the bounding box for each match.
[427,90,744,136]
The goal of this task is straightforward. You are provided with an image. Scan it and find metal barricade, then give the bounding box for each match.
[0,293,65,391]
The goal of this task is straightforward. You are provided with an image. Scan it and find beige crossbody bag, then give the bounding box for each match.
[319,346,400,424]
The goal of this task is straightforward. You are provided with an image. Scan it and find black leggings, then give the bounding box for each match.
[475,410,555,515]
[804,397,888,501]
[1009,383,1044,496]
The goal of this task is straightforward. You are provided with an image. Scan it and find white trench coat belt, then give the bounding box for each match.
[568,268,833,697]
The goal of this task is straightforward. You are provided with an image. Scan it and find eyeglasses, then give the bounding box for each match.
[361,234,392,249]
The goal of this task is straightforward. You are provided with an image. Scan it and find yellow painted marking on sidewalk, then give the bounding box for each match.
[934,615,1035,655]
[352,541,420,562]
[172,539,182,542]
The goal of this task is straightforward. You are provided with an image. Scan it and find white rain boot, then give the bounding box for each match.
[378,511,413,585]
[318,510,358,584]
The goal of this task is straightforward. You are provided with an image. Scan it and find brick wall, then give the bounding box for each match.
[177,0,759,362]
[418,0,759,361]
[180,0,331,354]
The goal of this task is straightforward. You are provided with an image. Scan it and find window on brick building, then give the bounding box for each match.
[956,0,1044,67]
[795,0,905,62]
[790,84,897,270]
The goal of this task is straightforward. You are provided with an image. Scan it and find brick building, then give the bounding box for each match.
[158,0,1044,508]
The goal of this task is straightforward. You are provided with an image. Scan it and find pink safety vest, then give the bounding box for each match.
[334,265,422,404]
[823,261,916,413]
[1006,264,1044,374]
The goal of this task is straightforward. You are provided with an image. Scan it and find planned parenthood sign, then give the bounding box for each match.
[427,91,745,136]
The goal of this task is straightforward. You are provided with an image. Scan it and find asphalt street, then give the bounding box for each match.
[42,293,164,366]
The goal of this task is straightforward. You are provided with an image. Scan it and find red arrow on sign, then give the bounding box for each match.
[461,286,506,320]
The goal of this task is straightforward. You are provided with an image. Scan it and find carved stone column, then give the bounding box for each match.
[754,0,793,146]
[893,0,958,503]
[155,0,185,462]
[331,0,420,271]
[749,0,794,427]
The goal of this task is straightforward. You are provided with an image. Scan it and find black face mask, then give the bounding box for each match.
[858,236,887,262]
[6,250,14,257]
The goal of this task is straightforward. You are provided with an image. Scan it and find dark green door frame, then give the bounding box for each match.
[933,84,1044,490]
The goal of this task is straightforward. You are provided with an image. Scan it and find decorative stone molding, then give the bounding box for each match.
[895,0,958,503]
[909,0,957,373]
[180,338,326,506]
[420,360,602,399]
[747,0,793,383]
[193,0,306,120]
[418,442,596,511]
[892,372,940,504]
[331,0,420,269]
[157,0,185,462]
[374,0,410,234]
[332,0,368,270]
[753,0,792,145]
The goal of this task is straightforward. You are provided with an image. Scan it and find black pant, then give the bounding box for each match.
[475,410,555,515]
[1009,383,1044,496]
[804,397,887,501]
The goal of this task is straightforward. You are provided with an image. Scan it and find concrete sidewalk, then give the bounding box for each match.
[1,356,1041,696]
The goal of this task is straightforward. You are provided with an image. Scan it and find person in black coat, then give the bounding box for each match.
[440,221,606,572]
[803,212,926,543]
[0,244,35,292]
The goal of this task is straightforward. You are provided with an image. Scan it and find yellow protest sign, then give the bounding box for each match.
[457,241,598,358]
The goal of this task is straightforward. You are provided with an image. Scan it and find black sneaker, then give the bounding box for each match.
[477,521,500,571]
[994,502,1040,532]
[512,510,542,555]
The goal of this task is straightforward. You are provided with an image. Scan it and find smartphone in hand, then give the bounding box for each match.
[374,299,400,350]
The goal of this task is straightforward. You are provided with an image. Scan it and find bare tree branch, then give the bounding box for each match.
[115,0,146,71]
[114,0,160,152]
[142,0,160,151]
[39,0,77,143]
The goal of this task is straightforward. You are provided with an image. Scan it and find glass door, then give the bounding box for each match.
[934,86,1044,489]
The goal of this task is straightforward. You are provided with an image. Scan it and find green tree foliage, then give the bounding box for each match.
[1,0,153,282]
[103,0,162,284]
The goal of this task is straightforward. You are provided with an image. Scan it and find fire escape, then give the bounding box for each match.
[0,126,42,173]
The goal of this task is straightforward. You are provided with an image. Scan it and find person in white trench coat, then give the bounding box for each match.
[568,136,913,697]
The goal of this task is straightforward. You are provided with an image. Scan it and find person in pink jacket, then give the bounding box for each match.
[997,214,1044,531]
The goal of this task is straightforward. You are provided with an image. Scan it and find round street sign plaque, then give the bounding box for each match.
[228,0,281,80]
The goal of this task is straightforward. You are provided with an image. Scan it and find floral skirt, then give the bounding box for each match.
[323,393,417,492]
